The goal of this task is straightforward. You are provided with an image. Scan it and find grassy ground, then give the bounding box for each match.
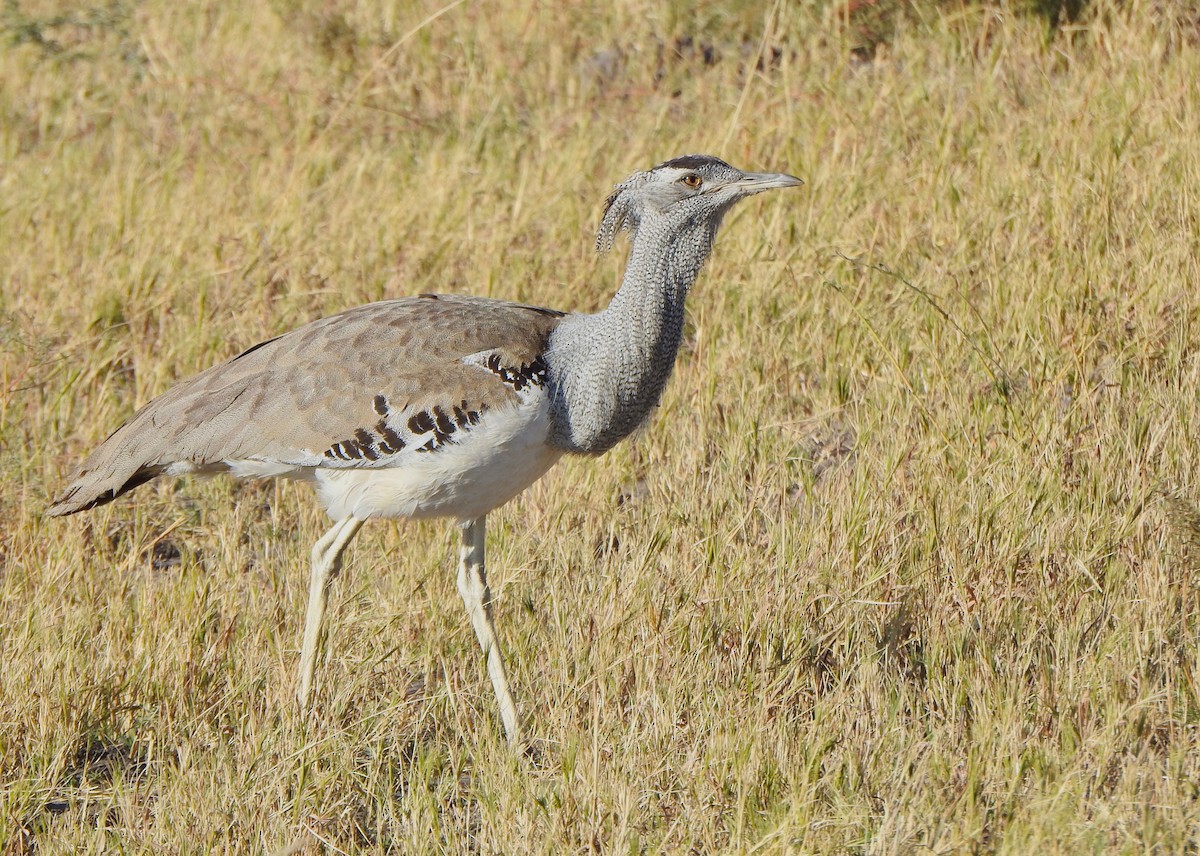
[3,0,1200,852]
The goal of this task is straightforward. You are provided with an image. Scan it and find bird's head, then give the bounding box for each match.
[596,154,803,253]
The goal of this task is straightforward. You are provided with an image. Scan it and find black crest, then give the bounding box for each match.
[655,154,732,172]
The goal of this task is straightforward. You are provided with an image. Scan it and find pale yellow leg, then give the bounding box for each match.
[297,516,364,708]
[458,515,521,745]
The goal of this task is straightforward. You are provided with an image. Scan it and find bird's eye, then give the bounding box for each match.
[679,174,702,188]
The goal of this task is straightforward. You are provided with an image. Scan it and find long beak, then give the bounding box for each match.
[730,171,804,193]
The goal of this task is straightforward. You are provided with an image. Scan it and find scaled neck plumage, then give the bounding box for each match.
[544,209,725,454]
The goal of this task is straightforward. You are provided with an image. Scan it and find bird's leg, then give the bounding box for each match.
[297,515,365,708]
[457,515,521,745]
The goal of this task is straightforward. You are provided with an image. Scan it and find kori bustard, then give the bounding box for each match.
[48,155,802,744]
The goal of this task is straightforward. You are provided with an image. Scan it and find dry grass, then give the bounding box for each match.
[4,0,1200,852]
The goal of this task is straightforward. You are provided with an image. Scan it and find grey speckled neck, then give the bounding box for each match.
[544,209,724,454]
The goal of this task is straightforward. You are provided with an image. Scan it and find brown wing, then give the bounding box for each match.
[47,294,565,515]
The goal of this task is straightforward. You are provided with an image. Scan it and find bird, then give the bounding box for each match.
[47,155,803,745]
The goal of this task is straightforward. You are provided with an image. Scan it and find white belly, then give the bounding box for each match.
[309,393,562,522]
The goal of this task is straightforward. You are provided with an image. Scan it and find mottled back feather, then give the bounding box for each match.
[48,295,564,515]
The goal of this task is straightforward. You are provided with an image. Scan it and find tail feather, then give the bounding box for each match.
[47,465,163,517]
[46,382,202,517]
[46,344,268,518]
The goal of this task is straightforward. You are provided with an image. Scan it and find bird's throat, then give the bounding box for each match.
[545,215,719,454]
